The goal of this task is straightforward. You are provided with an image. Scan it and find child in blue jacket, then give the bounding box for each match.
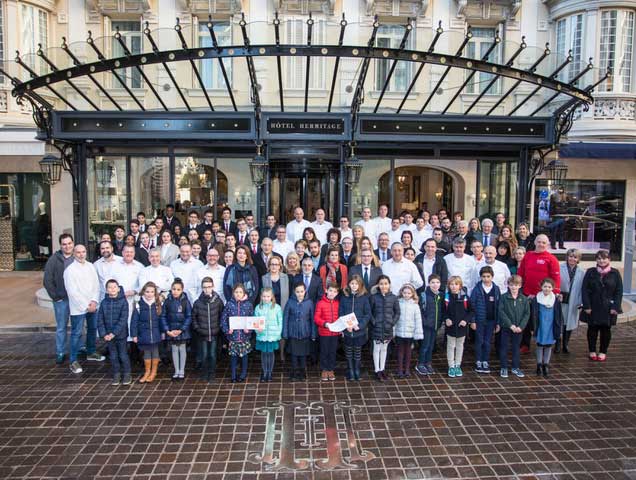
[470,266,501,374]
[97,279,131,386]
[161,279,192,381]
[338,275,371,381]
[283,282,317,381]
[221,283,255,383]
[131,281,163,384]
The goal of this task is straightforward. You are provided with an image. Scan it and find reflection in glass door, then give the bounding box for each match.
[272,171,337,224]
[282,176,301,223]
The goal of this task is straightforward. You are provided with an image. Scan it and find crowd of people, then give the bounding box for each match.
[44,204,623,385]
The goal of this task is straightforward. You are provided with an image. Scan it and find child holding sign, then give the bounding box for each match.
[220,283,254,383]
[254,287,283,383]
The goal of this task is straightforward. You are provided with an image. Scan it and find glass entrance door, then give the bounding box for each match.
[271,169,338,224]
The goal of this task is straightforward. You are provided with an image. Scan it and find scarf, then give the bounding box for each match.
[326,260,340,285]
[597,264,611,277]
[536,291,556,308]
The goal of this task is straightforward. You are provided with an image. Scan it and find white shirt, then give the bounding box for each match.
[311,220,333,245]
[401,222,417,233]
[273,239,295,260]
[355,219,378,247]
[339,227,353,241]
[374,216,393,237]
[381,258,424,295]
[413,227,433,252]
[389,229,403,247]
[64,260,100,316]
[286,219,312,243]
[170,257,204,305]
[139,264,174,294]
[197,263,227,303]
[472,259,510,293]
[93,255,123,300]
[421,255,437,286]
[444,253,477,293]
[113,260,143,296]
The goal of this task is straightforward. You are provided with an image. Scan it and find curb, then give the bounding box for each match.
[0,325,57,334]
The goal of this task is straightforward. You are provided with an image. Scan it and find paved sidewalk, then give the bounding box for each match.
[0,272,53,330]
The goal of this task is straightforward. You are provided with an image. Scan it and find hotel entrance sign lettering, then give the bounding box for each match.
[268,119,344,134]
[261,113,351,140]
[248,401,374,471]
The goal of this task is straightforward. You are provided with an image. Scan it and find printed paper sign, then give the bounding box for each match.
[229,316,266,330]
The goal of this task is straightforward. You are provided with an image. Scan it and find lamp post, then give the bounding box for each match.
[249,144,268,188]
[95,158,114,186]
[544,152,568,186]
[344,145,362,186]
[39,153,64,185]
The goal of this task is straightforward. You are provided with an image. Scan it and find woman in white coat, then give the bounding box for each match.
[557,248,585,353]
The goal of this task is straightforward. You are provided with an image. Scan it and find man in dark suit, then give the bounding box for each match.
[162,204,181,232]
[235,218,250,246]
[453,220,475,254]
[252,237,283,277]
[258,214,278,241]
[349,249,382,290]
[341,237,357,267]
[197,209,215,238]
[374,232,392,264]
[296,256,324,304]
[220,206,237,236]
[129,219,141,246]
[135,232,152,266]
[473,218,498,249]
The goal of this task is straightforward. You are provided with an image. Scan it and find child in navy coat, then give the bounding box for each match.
[97,279,131,386]
[131,281,164,384]
[161,279,192,381]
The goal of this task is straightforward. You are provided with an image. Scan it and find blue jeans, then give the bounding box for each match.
[199,338,218,378]
[107,339,131,377]
[70,312,96,362]
[53,299,70,356]
[500,328,522,369]
[230,354,248,380]
[475,320,497,364]
[418,327,437,365]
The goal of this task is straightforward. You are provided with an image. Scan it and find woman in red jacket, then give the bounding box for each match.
[314,282,341,381]
[319,247,348,291]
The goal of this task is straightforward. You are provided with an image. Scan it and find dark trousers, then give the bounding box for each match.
[548,219,565,246]
[230,355,248,380]
[521,322,533,348]
[291,354,306,370]
[108,339,131,377]
[319,336,339,371]
[499,328,522,369]
[587,325,612,354]
[475,320,497,363]
[199,338,217,379]
[418,327,436,365]
[396,338,413,373]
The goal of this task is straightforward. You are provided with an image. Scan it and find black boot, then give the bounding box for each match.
[562,331,571,354]
[346,358,354,380]
[554,341,561,354]
[536,364,542,376]
[542,364,549,377]
[353,359,361,381]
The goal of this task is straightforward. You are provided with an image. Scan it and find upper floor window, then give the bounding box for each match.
[466,27,501,94]
[111,21,142,89]
[555,14,584,82]
[284,18,326,90]
[198,22,232,90]
[374,25,414,92]
[599,9,634,93]
[20,4,48,71]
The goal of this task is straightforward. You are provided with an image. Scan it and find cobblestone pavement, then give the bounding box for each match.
[0,324,635,480]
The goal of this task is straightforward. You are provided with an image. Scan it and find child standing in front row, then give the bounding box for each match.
[416,274,445,376]
[283,283,317,381]
[161,279,192,381]
[530,278,563,378]
[445,276,473,378]
[131,281,163,384]
[470,266,501,374]
[254,287,283,383]
[220,284,254,383]
[314,283,341,381]
[369,275,400,382]
[394,283,423,378]
[498,275,530,378]
[192,277,224,383]
[97,279,131,386]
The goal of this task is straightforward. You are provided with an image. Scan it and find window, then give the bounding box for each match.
[198,22,232,90]
[111,21,142,89]
[534,180,625,260]
[477,160,518,227]
[374,25,414,92]
[130,157,170,221]
[284,19,326,89]
[599,10,635,93]
[555,14,584,82]
[87,157,128,243]
[20,4,48,70]
[466,28,501,94]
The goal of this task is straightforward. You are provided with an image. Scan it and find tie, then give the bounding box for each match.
[240,234,244,244]
[484,235,489,246]
[304,276,310,290]
[382,251,386,262]
[363,267,369,288]
[225,222,230,233]
[253,245,257,255]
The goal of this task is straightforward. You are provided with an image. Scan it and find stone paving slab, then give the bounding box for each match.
[0,324,636,479]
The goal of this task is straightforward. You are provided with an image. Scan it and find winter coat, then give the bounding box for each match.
[444,292,473,338]
[497,292,530,330]
[254,303,283,343]
[97,287,129,340]
[394,298,423,340]
[130,298,162,346]
[420,287,445,330]
[530,296,564,340]
[470,281,501,325]
[191,291,224,341]
[160,293,192,342]
[261,273,290,310]
[318,263,348,291]
[369,291,400,341]
[220,297,255,343]
[43,250,71,301]
[223,262,260,305]
[559,263,585,331]
[283,296,316,340]
[338,291,371,342]
[581,267,623,327]
[314,294,341,337]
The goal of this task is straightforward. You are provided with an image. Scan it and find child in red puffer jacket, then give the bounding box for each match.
[314,282,340,381]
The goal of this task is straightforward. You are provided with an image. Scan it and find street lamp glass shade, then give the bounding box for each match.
[95,158,114,185]
[345,155,362,186]
[249,155,268,187]
[544,159,568,185]
[39,153,63,185]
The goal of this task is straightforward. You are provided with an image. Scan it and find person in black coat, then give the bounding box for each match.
[191,277,225,382]
[220,207,237,236]
[349,250,382,291]
[295,257,325,304]
[338,275,371,381]
[259,214,279,241]
[97,281,131,385]
[252,238,283,278]
[162,204,181,233]
[581,250,623,361]
[415,238,449,292]
[368,275,400,381]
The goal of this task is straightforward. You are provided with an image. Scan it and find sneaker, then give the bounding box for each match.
[55,354,65,364]
[87,353,105,362]
[448,367,456,378]
[328,371,336,381]
[321,371,329,382]
[122,374,132,385]
[111,376,120,386]
[511,368,525,378]
[455,366,463,377]
[70,361,83,374]
[500,368,508,378]
[589,353,598,361]
[476,360,483,370]
[482,362,491,374]
[79,346,87,355]
[426,365,435,374]
[415,364,428,375]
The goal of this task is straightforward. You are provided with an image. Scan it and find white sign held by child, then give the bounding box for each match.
[327,313,358,332]
[229,316,266,331]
